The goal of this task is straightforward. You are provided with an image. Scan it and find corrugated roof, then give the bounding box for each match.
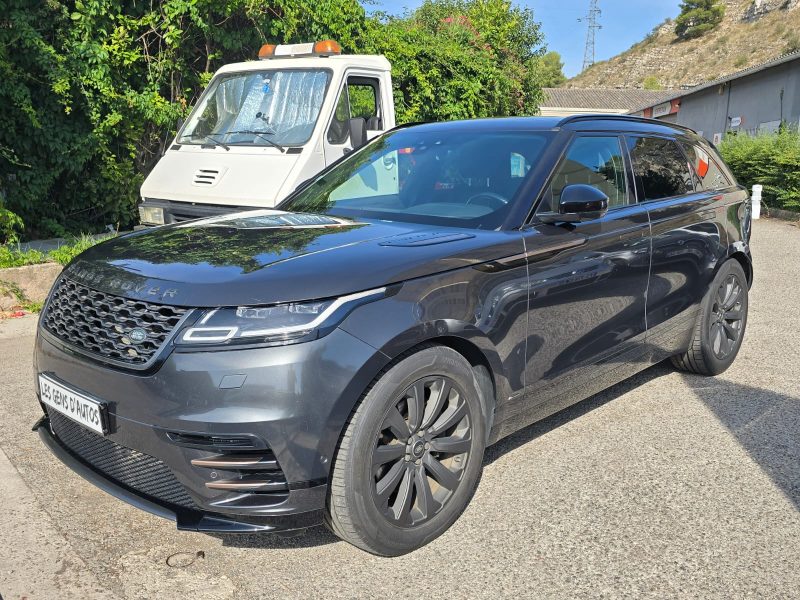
[629,50,800,113]
[542,88,676,111]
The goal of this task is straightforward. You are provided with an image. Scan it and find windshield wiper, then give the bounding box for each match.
[224,130,285,153]
[179,134,231,151]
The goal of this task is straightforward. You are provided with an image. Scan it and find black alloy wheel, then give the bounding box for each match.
[371,376,472,527]
[672,259,749,376]
[326,345,486,556]
[708,273,745,360]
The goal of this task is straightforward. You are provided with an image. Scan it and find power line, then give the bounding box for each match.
[578,0,602,72]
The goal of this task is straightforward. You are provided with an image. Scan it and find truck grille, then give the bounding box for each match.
[50,412,197,509]
[43,277,188,366]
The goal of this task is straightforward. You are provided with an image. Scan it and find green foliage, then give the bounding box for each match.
[0,244,47,268]
[719,129,800,212]
[0,203,25,244]
[642,76,662,90]
[1,0,545,240]
[538,51,566,88]
[364,0,544,122]
[675,0,725,40]
[0,233,113,268]
[48,232,115,265]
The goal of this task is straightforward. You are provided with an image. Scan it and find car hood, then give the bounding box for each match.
[65,210,525,307]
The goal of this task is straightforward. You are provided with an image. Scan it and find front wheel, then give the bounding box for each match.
[672,259,749,376]
[325,345,486,556]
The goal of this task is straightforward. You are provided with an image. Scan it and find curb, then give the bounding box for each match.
[0,263,62,310]
[764,208,800,223]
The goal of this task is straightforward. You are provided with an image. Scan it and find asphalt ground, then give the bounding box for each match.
[0,218,798,599]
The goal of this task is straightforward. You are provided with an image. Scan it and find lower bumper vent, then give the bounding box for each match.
[49,412,197,509]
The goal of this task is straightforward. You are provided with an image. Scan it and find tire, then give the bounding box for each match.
[325,345,487,556]
[671,259,749,376]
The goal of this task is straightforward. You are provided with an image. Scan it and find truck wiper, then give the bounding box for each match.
[224,130,285,153]
[178,133,231,151]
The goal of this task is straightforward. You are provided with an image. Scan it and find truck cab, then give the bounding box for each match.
[138,40,395,225]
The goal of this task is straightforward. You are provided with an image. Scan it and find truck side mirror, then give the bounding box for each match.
[347,117,368,150]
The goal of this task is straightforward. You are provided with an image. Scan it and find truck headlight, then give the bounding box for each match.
[139,205,165,225]
[176,287,386,348]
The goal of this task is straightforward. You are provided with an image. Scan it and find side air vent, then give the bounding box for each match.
[192,169,221,186]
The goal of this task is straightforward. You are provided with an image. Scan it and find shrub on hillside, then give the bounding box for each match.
[675,0,725,40]
[719,129,800,212]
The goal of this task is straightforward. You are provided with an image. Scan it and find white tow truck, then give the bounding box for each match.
[138,40,395,225]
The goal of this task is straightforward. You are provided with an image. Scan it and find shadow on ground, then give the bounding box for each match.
[682,374,800,510]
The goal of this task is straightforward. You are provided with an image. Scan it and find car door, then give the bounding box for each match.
[510,133,651,429]
[323,74,387,163]
[627,135,728,358]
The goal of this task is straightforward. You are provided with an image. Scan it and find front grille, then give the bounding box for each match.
[50,412,197,509]
[43,277,188,366]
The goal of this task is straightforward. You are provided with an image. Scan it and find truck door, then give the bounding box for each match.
[324,75,387,163]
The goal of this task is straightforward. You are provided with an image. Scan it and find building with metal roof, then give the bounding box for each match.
[630,51,800,143]
[539,88,675,117]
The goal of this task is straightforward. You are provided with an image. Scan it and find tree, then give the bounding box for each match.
[538,51,566,88]
[675,0,725,40]
[367,0,545,123]
[0,0,546,239]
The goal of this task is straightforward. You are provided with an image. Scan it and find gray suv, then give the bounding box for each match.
[34,115,752,555]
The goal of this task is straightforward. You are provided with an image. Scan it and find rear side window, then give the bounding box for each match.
[540,136,629,212]
[627,136,694,201]
[680,143,733,191]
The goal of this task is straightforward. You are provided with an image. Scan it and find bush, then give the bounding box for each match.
[719,129,800,212]
[675,0,725,40]
[642,76,662,90]
[0,233,113,268]
[0,244,46,268]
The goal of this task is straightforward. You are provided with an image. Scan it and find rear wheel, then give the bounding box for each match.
[325,345,486,556]
[672,259,748,376]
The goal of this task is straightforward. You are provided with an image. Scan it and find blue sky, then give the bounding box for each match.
[371,1,682,78]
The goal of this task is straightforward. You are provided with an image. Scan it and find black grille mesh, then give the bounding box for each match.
[43,278,187,366]
[50,412,197,509]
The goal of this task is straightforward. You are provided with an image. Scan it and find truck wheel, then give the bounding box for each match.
[672,259,749,376]
[325,345,486,556]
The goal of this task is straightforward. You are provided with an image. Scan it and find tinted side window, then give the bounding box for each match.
[680,143,733,190]
[628,137,694,201]
[539,136,628,213]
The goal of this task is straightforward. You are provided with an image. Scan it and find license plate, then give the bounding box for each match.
[38,374,108,435]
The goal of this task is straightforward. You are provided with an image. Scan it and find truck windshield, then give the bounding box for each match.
[178,69,331,148]
[281,128,553,230]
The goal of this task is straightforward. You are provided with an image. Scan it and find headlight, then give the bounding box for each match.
[139,204,165,225]
[176,287,386,348]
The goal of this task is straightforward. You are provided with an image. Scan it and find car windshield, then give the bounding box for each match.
[178,69,331,147]
[281,128,553,229]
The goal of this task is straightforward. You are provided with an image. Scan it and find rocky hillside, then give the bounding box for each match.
[567,0,800,89]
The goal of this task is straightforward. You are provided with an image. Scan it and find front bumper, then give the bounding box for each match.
[35,416,324,532]
[34,325,388,531]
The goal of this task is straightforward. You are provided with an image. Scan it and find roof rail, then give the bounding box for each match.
[557,114,698,135]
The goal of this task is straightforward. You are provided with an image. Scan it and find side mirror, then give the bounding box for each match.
[539,184,609,224]
[347,117,368,150]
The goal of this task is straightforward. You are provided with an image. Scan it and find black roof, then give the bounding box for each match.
[396,114,699,136]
